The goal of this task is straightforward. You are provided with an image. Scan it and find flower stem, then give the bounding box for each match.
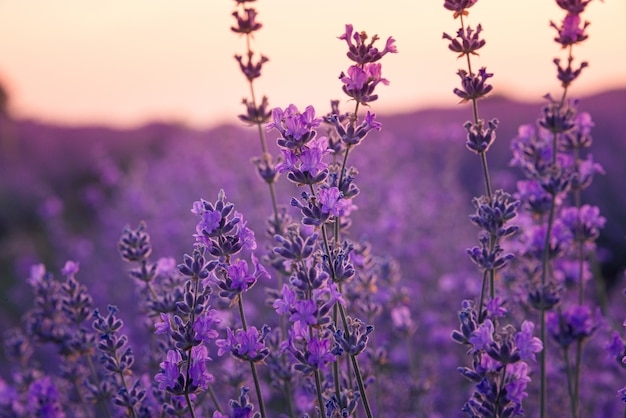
[237,294,267,418]
[314,368,327,417]
[249,360,267,418]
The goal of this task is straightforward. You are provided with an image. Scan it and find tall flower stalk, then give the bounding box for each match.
[231,0,281,235]
[508,1,603,416]
[443,0,503,318]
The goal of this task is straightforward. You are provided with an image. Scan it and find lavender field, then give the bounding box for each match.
[1,1,625,417]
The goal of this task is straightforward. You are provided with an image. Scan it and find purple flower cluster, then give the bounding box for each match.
[453,301,543,416]
[337,24,397,106]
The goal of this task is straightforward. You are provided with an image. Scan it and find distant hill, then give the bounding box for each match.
[1,88,624,291]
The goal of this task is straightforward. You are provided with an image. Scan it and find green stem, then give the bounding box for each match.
[563,345,578,418]
[237,294,266,417]
[332,305,343,409]
[249,360,267,418]
[184,392,197,418]
[207,384,223,414]
[477,270,489,323]
[86,355,112,418]
[182,277,201,418]
[333,97,359,243]
[574,339,583,417]
[350,352,373,418]
[284,379,297,418]
[314,369,327,417]
[240,26,282,236]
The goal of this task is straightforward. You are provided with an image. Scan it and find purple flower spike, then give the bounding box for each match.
[547,304,601,347]
[463,118,499,154]
[453,67,493,103]
[155,350,182,391]
[338,24,397,65]
[231,8,262,35]
[217,326,270,363]
[307,337,336,369]
[443,24,486,57]
[551,13,590,48]
[273,284,296,315]
[469,319,494,352]
[189,345,214,390]
[61,260,80,277]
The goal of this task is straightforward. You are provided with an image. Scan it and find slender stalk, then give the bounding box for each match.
[477,269,489,323]
[539,190,558,418]
[314,369,327,417]
[207,384,223,414]
[240,30,283,236]
[309,184,372,417]
[459,14,497,316]
[572,147,585,413]
[72,377,92,418]
[337,303,373,418]
[237,294,267,418]
[333,98,359,243]
[182,276,201,418]
[563,346,578,418]
[86,355,112,418]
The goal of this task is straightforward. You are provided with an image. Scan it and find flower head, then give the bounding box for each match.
[155,350,182,391]
[515,320,543,362]
[306,337,336,369]
[231,8,262,35]
[453,68,493,102]
[268,104,322,149]
[338,24,397,65]
[444,0,478,17]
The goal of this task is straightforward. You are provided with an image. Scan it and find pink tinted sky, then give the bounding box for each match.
[0,0,624,129]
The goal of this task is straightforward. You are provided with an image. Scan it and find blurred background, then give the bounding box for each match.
[0,0,624,128]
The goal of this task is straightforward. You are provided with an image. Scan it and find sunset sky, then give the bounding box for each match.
[0,0,624,129]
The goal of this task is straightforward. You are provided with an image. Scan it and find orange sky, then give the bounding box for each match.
[0,0,624,129]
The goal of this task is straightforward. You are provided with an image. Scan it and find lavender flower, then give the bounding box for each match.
[338,24,397,65]
[547,304,601,347]
[231,8,262,34]
[216,326,270,363]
